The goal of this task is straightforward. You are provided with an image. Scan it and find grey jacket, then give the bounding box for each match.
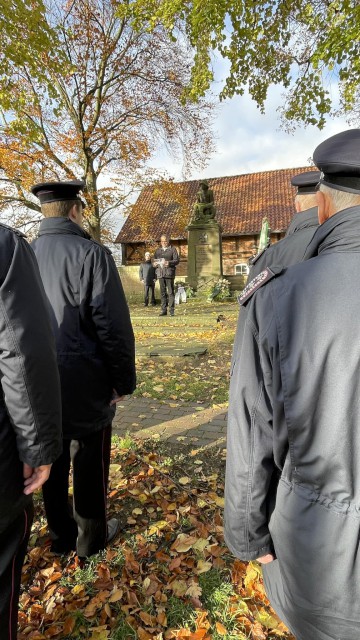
[0,224,62,531]
[248,207,319,279]
[225,206,360,639]
[32,218,136,439]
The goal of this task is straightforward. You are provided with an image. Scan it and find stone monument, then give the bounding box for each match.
[187,180,222,290]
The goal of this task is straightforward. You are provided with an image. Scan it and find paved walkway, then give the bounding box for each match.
[113,396,227,449]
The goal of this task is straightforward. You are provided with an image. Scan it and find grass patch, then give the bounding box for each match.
[166,595,197,629]
[110,617,137,640]
[112,432,137,451]
[130,298,237,404]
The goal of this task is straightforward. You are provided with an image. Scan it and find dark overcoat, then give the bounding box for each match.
[225,206,360,639]
[0,224,62,533]
[32,218,136,439]
[248,207,319,279]
[139,261,156,285]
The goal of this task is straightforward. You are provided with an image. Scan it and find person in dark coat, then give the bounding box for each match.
[139,251,156,306]
[153,234,179,316]
[248,170,320,279]
[0,223,62,639]
[225,129,360,640]
[31,180,136,558]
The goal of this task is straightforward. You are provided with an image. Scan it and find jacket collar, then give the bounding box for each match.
[285,207,319,237]
[303,205,360,259]
[38,217,92,240]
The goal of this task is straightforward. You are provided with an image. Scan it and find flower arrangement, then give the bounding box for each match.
[206,277,231,302]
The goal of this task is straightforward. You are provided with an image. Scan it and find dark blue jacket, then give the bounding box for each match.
[225,206,360,639]
[0,224,62,532]
[32,218,136,439]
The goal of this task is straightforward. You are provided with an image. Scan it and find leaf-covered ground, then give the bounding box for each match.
[131,300,237,404]
[19,437,295,640]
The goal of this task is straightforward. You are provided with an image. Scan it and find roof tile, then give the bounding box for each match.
[116,167,316,242]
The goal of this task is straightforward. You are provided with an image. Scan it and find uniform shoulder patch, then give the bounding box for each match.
[238,266,283,306]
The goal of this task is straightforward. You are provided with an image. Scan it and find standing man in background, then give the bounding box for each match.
[31,180,136,559]
[0,223,62,639]
[139,251,156,306]
[154,234,179,316]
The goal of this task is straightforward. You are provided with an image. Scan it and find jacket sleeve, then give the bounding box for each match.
[169,247,179,267]
[84,246,136,396]
[0,231,62,467]
[224,295,276,561]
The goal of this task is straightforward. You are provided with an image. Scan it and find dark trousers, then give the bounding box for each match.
[159,278,175,313]
[42,425,112,558]
[0,502,33,640]
[144,284,156,305]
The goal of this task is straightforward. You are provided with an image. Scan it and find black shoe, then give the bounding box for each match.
[151,302,156,306]
[159,311,167,316]
[170,312,174,316]
[107,518,121,545]
[144,303,148,307]
[50,540,76,555]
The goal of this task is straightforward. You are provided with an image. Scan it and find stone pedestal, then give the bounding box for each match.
[187,220,222,290]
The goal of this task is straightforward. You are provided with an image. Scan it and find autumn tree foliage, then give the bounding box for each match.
[126,0,360,129]
[0,0,213,240]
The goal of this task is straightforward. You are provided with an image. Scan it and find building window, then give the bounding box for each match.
[234,263,250,276]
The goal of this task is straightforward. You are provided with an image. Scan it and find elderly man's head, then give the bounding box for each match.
[291,170,320,213]
[160,234,169,248]
[313,130,360,223]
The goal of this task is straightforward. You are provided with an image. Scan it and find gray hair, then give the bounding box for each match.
[320,184,360,212]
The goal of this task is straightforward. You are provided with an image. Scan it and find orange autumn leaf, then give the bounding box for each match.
[251,621,267,640]
[62,617,76,636]
[215,622,227,636]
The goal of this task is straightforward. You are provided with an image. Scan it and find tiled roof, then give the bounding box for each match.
[116,167,316,243]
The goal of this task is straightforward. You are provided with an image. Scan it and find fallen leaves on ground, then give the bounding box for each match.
[19,440,295,640]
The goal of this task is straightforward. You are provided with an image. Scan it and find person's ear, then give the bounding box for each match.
[316,190,329,224]
[294,197,301,213]
[68,203,78,223]
[68,203,83,226]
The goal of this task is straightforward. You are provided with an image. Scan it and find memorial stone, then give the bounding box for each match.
[187,181,222,290]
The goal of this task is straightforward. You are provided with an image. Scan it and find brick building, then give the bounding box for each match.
[115,167,315,277]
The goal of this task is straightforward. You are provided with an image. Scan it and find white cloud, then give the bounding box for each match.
[149,81,350,181]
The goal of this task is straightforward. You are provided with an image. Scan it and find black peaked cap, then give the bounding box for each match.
[291,170,321,194]
[31,180,85,204]
[313,129,360,193]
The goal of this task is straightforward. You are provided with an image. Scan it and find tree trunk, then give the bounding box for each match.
[85,163,101,242]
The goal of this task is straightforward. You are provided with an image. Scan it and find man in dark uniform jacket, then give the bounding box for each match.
[0,224,62,639]
[225,129,360,640]
[248,170,320,279]
[154,234,179,316]
[139,251,156,306]
[31,180,136,558]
